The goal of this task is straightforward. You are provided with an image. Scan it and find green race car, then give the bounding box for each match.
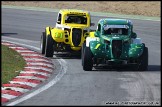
[82,18,148,71]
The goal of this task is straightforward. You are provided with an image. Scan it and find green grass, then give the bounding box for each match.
[1,45,26,84]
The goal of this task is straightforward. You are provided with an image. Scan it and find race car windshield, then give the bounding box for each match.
[65,15,87,24]
[103,25,129,35]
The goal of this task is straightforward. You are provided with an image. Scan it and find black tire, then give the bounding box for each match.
[137,47,148,71]
[81,42,86,66]
[45,35,54,57]
[83,47,93,71]
[40,32,46,54]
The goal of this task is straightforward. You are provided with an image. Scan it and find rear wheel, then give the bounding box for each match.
[137,47,148,71]
[40,32,46,54]
[83,47,93,71]
[45,35,54,57]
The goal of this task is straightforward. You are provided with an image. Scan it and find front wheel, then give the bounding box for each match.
[45,35,54,57]
[81,42,86,66]
[137,47,148,71]
[83,47,93,71]
[40,32,46,54]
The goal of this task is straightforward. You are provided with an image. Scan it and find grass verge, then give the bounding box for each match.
[1,45,26,84]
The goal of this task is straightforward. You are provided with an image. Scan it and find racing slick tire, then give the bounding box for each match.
[81,42,86,66]
[45,35,54,57]
[137,47,148,71]
[83,47,93,71]
[40,32,46,54]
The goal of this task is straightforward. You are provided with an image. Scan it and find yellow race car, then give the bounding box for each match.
[40,9,95,57]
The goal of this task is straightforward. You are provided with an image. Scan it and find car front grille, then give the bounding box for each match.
[72,28,82,46]
[112,40,122,59]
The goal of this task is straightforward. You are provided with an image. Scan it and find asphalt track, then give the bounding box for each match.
[2,7,161,106]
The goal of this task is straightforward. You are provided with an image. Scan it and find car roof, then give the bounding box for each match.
[98,18,132,25]
[59,9,90,15]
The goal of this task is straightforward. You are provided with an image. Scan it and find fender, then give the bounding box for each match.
[89,31,95,37]
[129,37,145,58]
[129,43,145,58]
[83,31,95,40]
[86,37,100,47]
[51,28,65,42]
[45,27,51,36]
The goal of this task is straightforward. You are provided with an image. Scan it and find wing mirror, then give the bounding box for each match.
[131,32,137,38]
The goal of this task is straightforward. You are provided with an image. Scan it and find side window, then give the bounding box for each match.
[57,13,61,24]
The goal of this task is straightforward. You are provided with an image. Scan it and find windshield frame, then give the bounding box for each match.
[64,14,88,25]
[102,24,130,35]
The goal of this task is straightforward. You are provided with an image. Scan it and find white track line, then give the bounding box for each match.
[20,71,50,77]
[15,76,46,81]
[2,94,18,100]
[24,58,51,63]
[2,87,29,93]
[27,63,53,68]
[9,47,28,49]
[24,67,54,72]
[2,40,40,51]
[1,43,15,46]
[16,50,35,53]
[9,81,38,87]
[21,54,44,56]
